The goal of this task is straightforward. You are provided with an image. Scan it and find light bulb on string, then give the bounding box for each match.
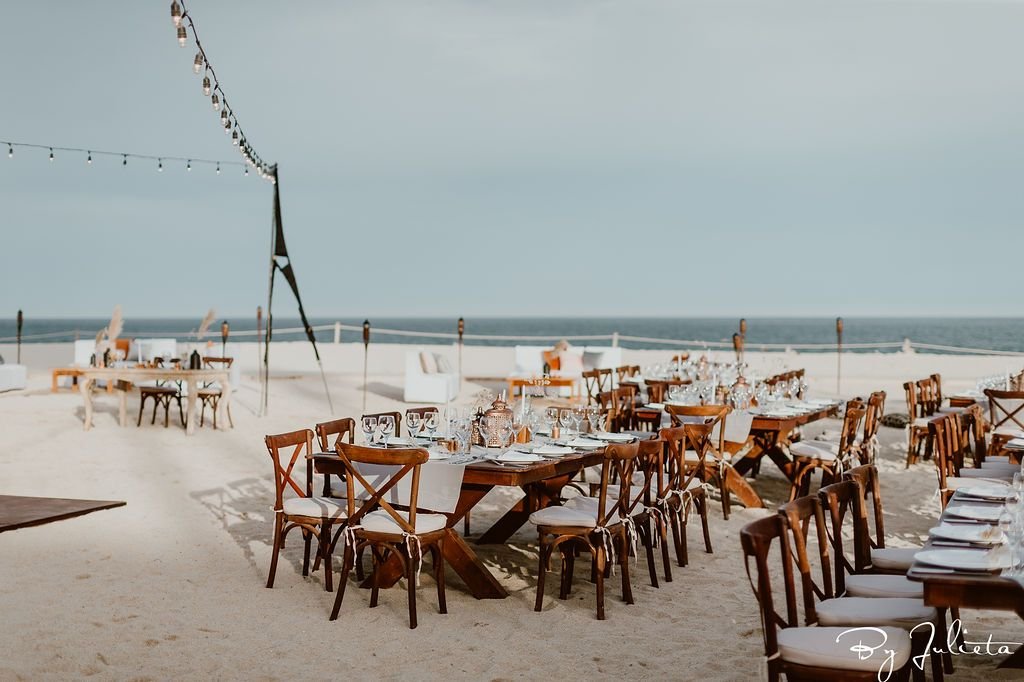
[187,159,192,172]
[193,52,204,74]
[220,109,229,124]
[202,75,211,97]
[87,151,92,165]
[49,148,54,162]
[122,154,127,167]
[7,144,12,158]
[177,25,187,47]
[244,167,248,176]
[231,131,239,146]
[171,1,182,26]
[216,162,221,175]
[211,94,219,111]
[157,158,163,172]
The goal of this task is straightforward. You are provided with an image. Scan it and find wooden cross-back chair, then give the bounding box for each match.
[581,369,606,406]
[1012,370,1024,392]
[645,379,668,404]
[362,410,403,439]
[740,514,914,682]
[585,439,672,587]
[265,429,346,593]
[315,418,356,499]
[195,356,234,429]
[860,391,886,464]
[929,414,965,509]
[903,381,930,467]
[916,377,938,417]
[983,389,1024,457]
[530,441,641,620]
[665,404,731,519]
[614,384,638,431]
[788,401,865,502]
[659,425,713,568]
[136,356,186,428]
[779,496,945,681]
[403,406,469,534]
[329,442,447,629]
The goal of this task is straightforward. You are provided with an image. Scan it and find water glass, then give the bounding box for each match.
[378,415,395,447]
[424,412,439,439]
[407,412,423,442]
[361,416,378,445]
[559,408,574,437]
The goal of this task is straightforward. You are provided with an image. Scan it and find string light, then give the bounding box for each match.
[174,0,274,183]
[1,140,252,177]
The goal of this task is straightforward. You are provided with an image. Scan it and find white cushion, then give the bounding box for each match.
[435,354,454,374]
[361,509,447,534]
[283,496,347,519]
[790,441,839,459]
[937,406,966,414]
[529,504,598,527]
[419,351,438,374]
[994,426,1024,439]
[557,351,584,377]
[912,417,934,428]
[845,573,924,598]
[985,455,1011,463]
[871,547,919,571]
[817,597,935,629]
[959,469,1014,480]
[776,626,912,672]
[980,461,1019,472]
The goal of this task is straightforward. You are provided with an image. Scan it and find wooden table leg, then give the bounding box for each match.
[218,378,231,430]
[441,529,507,599]
[185,379,198,436]
[118,387,128,427]
[723,465,765,509]
[51,371,58,393]
[80,378,94,431]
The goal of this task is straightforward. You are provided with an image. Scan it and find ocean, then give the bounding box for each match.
[1,317,1021,353]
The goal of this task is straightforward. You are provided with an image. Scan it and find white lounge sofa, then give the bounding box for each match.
[0,364,27,392]
[404,350,459,404]
[510,345,623,396]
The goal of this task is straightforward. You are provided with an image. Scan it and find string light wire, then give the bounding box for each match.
[0,140,248,173]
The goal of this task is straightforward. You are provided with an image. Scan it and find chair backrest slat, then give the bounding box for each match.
[740,515,799,662]
[265,429,314,510]
[336,442,429,531]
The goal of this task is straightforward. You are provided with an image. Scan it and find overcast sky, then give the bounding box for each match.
[1,1,1022,318]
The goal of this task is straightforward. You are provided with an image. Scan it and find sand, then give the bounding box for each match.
[0,342,1022,680]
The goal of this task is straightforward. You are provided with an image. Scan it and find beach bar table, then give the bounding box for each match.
[313,448,606,599]
[907,489,1024,668]
[77,367,231,436]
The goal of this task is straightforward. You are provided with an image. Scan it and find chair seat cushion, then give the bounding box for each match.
[994,426,1024,439]
[790,441,839,459]
[959,468,1014,480]
[529,504,598,527]
[845,573,924,598]
[937,406,966,414]
[283,496,347,519]
[871,547,919,571]
[776,626,912,672]
[912,417,934,428]
[361,509,447,535]
[817,597,935,629]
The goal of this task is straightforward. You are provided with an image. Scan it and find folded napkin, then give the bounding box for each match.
[495,450,543,462]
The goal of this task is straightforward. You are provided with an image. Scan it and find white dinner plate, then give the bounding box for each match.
[565,438,604,449]
[945,505,1004,522]
[928,524,1005,544]
[1006,438,1024,450]
[533,444,574,457]
[428,449,451,460]
[958,485,1012,501]
[488,451,544,463]
[915,548,1011,571]
[590,432,634,442]
[387,437,420,447]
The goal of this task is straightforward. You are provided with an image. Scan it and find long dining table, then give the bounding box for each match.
[907,487,1024,668]
[312,446,608,600]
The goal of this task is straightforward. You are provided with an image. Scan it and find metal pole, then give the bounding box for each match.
[256,306,263,395]
[739,318,746,365]
[220,320,229,358]
[362,320,370,412]
[836,317,844,395]
[457,317,464,393]
[16,309,23,364]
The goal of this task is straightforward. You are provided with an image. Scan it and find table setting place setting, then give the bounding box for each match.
[914,474,1024,577]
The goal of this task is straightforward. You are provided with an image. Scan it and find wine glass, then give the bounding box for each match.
[454,417,473,455]
[497,420,515,450]
[544,407,559,435]
[378,414,395,447]
[559,408,574,438]
[590,409,607,434]
[572,405,587,435]
[361,416,378,446]
[511,411,527,445]
[668,385,682,403]
[406,412,423,443]
[478,417,493,448]
[424,411,439,440]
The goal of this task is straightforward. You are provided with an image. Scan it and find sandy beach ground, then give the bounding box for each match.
[1,342,1022,680]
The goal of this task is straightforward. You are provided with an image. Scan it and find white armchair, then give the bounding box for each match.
[403,350,459,403]
[0,364,27,392]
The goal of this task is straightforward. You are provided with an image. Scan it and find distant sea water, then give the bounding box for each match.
[1,317,1022,353]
